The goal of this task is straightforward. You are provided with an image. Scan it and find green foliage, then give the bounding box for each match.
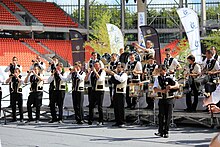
[206,4,220,19]
[84,11,111,55]
[202,31,220,53]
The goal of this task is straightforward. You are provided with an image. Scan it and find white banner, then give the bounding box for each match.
[138,12,146,47]
[177,8,202,62]
[106,23,124,54]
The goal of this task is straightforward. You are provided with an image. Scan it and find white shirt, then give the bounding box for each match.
[88,69,106,83]
[5,64,22,73]
[48,72,67,84]
[125,61,142,76]
[203,58,220,71]
[87,59,104,69]
[30,62,46,71]
[114,72,127,83]
[59,71,85,82]
[146,47,155,58]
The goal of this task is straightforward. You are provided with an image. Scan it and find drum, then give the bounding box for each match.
[194,75,210,85]
[100,53,111,65]
[129,83,144,97]
[119,52,141,63]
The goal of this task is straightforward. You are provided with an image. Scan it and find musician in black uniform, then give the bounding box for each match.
[107,53,119,108]
[59,61,85,124]
[125,53,142,109]
[86,52,104,107]
[163,48,181,79]
[47,56,58,107]
[24,66,44,123]
[153,65,179,138]
[86,61,106,125]
[0,76,2,114]
[184,55,201,112]
[142,57,158,110]
[5,56,22,108]
[48,63,67,123]
[105,63,127,127]
[30,55,46,73]
[202,49,220,97]
[6,68,23,122]
[210,46,220,63]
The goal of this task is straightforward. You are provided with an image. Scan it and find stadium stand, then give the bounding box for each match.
[0,38,73,69]
[40,39,73,64]
[23,39,51,55]
[17,0,78,27]
[0,38,50,71]
[0,4,21,25]
[2,0,21,12]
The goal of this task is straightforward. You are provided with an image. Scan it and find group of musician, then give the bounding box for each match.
[1,40,220,138]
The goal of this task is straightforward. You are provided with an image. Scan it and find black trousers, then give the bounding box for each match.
[50,90,65,121]
[72,91,84,122]
[0,90,2,113]
[109,86,113,106]
[27,92,43,120]
[113,93,125,125]
[126,86,137,108]
[88,87,92,105]
[186,82,198,111]
[11,93,23,120]
[158,99,174,135]
[89,90,104,122]
[48,90,53,106]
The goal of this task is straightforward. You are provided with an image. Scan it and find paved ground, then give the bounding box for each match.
[0,120,218,147]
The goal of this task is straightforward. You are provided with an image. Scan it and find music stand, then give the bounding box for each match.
[129,82,143,125]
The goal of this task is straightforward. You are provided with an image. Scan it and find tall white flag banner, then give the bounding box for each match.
[106,23,124,54]
[177,8,202,62]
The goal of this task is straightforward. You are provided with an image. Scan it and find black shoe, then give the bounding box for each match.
[20,119,24,123]
[10,119,17,122]
[77,121,83,125]
[184,108,192,112]
[58,120,63,124]
[154,132,163,137]
[107,105,113,108]
[97,122,104,125]
[112,123,119,127]
[35,120,39,123]
[145,106,154,110]
[118,124,125,128]
[130,106,136,110]
[163,134,169,138]
[203,108,209,112]
[25,119,34,123]
[88,121,92,125]
[7,105,11,108]
[48,120,57,123]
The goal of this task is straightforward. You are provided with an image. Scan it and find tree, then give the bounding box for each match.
[84,11,111,55]
[202,31,220,53]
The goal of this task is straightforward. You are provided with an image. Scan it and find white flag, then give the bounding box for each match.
[106,23,124,54]
[177,8,202,62]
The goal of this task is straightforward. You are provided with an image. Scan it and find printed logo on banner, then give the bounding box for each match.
[190,22,196,29]
[195,40,199,47]
[147,29,151,34]
[183,10,188,15]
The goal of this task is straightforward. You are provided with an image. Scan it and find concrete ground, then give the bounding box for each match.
[0,120,218,147]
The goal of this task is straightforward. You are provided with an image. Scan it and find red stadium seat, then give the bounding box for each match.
[17,1,78,28]
[0,4,21,25]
